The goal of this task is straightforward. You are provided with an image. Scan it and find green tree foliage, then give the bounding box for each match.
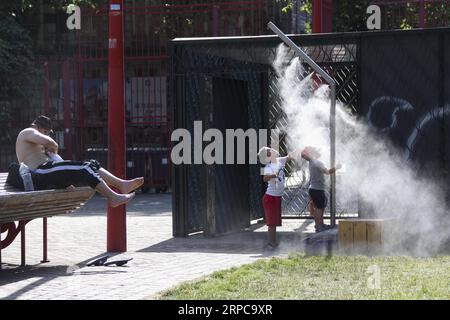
[333,0,370,32]
[0,14,37,101]
[0,0,102,122]
[299,0,312,33]
[291,0,371,33]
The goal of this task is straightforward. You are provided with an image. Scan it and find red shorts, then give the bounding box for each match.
[262,194,282,227]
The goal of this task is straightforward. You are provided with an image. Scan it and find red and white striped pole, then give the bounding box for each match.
[107,0,126,252]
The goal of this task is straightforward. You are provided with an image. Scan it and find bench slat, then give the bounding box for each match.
[0,172,95,223]
[0,204,86,223]
[0,197,92,214]
[0,196,94,212]
[0,188,93,203]
[0,205,82,221]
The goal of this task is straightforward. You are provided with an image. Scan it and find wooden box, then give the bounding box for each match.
[338,219,393,254]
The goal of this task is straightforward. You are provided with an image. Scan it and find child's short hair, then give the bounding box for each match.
[258,147,271,164]
[301,146,320,160]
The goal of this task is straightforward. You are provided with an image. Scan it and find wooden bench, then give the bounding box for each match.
[0,172,95,268]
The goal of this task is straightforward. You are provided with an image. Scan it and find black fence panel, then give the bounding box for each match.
[360,30,450,207]
[213,77,250,234]
[445,33,450,205]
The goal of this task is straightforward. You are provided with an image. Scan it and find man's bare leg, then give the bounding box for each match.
[308,200,316,218]
[314,208,324,228]
[95,180,135,207]
[98,168,144,194]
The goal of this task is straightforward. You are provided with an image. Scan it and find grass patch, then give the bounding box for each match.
[160,255,450,300]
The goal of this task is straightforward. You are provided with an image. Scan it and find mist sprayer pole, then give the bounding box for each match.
[330,85,336,227]
[267,22,337,226]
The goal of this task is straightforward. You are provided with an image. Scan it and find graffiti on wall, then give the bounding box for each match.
[367,96,449,174]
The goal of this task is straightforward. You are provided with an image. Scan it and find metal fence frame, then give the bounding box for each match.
[171,27,450,237]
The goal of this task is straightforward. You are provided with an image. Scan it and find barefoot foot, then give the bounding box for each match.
[120,177,144,194]
[110,192,135,208]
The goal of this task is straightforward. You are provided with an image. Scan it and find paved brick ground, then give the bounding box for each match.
[0,193,335,300]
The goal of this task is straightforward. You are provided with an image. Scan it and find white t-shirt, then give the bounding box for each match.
[264,156,288,197]
[309,158,327,190]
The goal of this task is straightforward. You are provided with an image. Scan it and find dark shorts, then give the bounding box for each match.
[309,189,327,209]
[33,160,102,190]
[262,194,282,227]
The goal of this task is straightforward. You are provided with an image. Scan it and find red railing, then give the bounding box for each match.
[0,1,267,186]
[69,1,266,131]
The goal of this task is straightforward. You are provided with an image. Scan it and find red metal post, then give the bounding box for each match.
[63,61,73,159]
[311,0,325,88]
[312,0,333,33]
[107,0,127,252]
[312,0,323,33]
[322,0,333,32]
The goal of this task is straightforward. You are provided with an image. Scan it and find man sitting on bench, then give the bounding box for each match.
[15,115,143,207]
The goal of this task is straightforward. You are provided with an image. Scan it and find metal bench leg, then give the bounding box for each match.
[20,222,25,267]
[0,223,2,271]
[41,218,49,263]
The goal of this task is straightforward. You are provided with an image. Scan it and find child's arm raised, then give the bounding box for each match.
[263,174,277,182]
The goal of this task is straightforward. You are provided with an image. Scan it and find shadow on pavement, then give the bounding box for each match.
[0,252,122,299]
[138,224,339,258]
[70,193,172,217]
